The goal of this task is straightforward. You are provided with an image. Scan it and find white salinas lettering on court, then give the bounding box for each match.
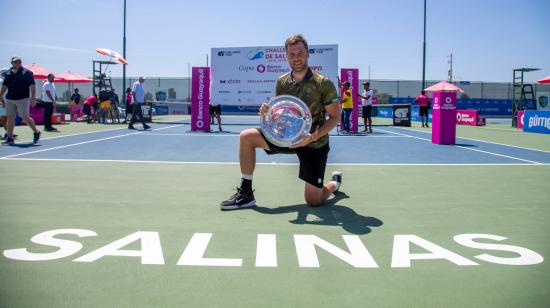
[2,230,544,268]
[453,234,544,265]
[177,233,242,267]
[73,231,165,265]
[391,235,479,267]
[294,235,378,268]
[3,229,96,261]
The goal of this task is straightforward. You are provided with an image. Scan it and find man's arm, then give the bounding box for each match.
[289,103,339,149]
[0,85,6,106]
[30,85,36,106]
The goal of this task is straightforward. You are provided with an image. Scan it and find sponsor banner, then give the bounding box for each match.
[523,110,550,134]
[456,109,478,126]
[211,45,338,106]
[340,68,359,132]
[191,67,210,131]
[432,91,457,144]
[537,91,550,110]
[517,110,524,129]
[393,105,411,127]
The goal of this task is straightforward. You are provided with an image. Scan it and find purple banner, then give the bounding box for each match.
[191,67,211,131]
[340,68,359,132]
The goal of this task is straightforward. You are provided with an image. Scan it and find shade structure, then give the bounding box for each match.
[537,75,550,84]
[24,63,54,79]
[96,48,128,65]
[55,71,92,83]
[424,81,464,93]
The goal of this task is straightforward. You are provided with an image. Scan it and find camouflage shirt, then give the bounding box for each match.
[275,68,339,149]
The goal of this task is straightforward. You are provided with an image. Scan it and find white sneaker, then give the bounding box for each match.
[331,171,343,192]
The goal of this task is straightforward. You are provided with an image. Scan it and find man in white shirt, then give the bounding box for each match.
[357,82,373,132]
[42,73,58,131]
[129,75,150,130]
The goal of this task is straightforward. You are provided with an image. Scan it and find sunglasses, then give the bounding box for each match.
[12,60,21,64]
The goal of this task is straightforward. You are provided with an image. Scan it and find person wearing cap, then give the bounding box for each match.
[0,56,41,145]
[129,75,150,130]
[42,73,58,131]
[340,81,353,134]
[357,82,373,132]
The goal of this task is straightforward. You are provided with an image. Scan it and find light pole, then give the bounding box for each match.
[122,0,127,105]
[422,0,427,91]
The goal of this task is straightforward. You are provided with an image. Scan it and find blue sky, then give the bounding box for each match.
[0,0,549,82]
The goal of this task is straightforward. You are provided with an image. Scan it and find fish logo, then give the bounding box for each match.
[248,48,264,60]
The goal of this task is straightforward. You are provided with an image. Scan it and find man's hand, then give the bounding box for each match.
[289,130,319,149]
[259,102,269,118]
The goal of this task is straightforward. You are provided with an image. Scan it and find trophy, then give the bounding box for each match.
[260,95,312,147]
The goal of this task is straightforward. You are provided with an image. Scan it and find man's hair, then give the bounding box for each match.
[285,34,309,51]
[11,56,21,63]
[47,73,55,78]
[421,90,426,95]
[364,82,370,86]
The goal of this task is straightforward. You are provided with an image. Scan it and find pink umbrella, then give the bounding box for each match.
[55,71,92,83]
[24,63,54,79]
[537,75,550,84]
[96,48,128,64]
[424,81,464,93]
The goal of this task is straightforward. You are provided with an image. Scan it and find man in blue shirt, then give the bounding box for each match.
[0,56,41,145]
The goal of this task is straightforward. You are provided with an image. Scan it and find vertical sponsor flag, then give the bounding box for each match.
[191,67,211,131]
[340,68,359,132]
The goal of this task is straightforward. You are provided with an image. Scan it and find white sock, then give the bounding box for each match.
[241,173,253,180]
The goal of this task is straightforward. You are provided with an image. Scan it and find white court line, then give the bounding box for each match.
[376,128,543,165]
[2,157,548,166]
[145,133,409,138]
[393,126,550,154]
[0,124,184,159]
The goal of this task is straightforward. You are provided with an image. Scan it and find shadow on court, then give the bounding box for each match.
[253,192,383,235]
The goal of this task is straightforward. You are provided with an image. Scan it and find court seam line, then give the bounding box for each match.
[392,126,550,154]
[145,133,409,138]
[0,124,184,159]
[376,128,543,165]
[2,157,548,166]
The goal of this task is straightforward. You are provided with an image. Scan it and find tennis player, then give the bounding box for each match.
[221,34,343,210]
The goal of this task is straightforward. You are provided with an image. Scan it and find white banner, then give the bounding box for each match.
[211,45,338,106]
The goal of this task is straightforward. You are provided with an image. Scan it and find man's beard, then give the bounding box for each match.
[291,61,308,73]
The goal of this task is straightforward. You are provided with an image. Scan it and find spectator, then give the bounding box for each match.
[124,87,132,123]
[83,95,96,124]
[357,82,373,132]
[209,102,223,132]
[129,76,150,130]
[340,81,353,134]
[70,88,81,105]
[42,73,58,131]
[0,56,41,145]
[415,90,430,128]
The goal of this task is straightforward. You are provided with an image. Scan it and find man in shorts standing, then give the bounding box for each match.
[0,56,41,145]
[220,34,343,210]
[209,102,223,132]
[357,82,373,132]
[415,90,430,128]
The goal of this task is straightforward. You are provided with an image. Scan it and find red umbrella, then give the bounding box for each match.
[24,63,54,79]
[537,75,550,84]
[55,71,92,83]
[424,81,464,93]
[96,48,128,64]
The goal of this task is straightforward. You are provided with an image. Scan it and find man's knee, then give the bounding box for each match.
[240,129,266,148]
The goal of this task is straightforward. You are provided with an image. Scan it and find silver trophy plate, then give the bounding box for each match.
[260,95,312,147]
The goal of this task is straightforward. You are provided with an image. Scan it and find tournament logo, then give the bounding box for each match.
[248,48,265,60]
